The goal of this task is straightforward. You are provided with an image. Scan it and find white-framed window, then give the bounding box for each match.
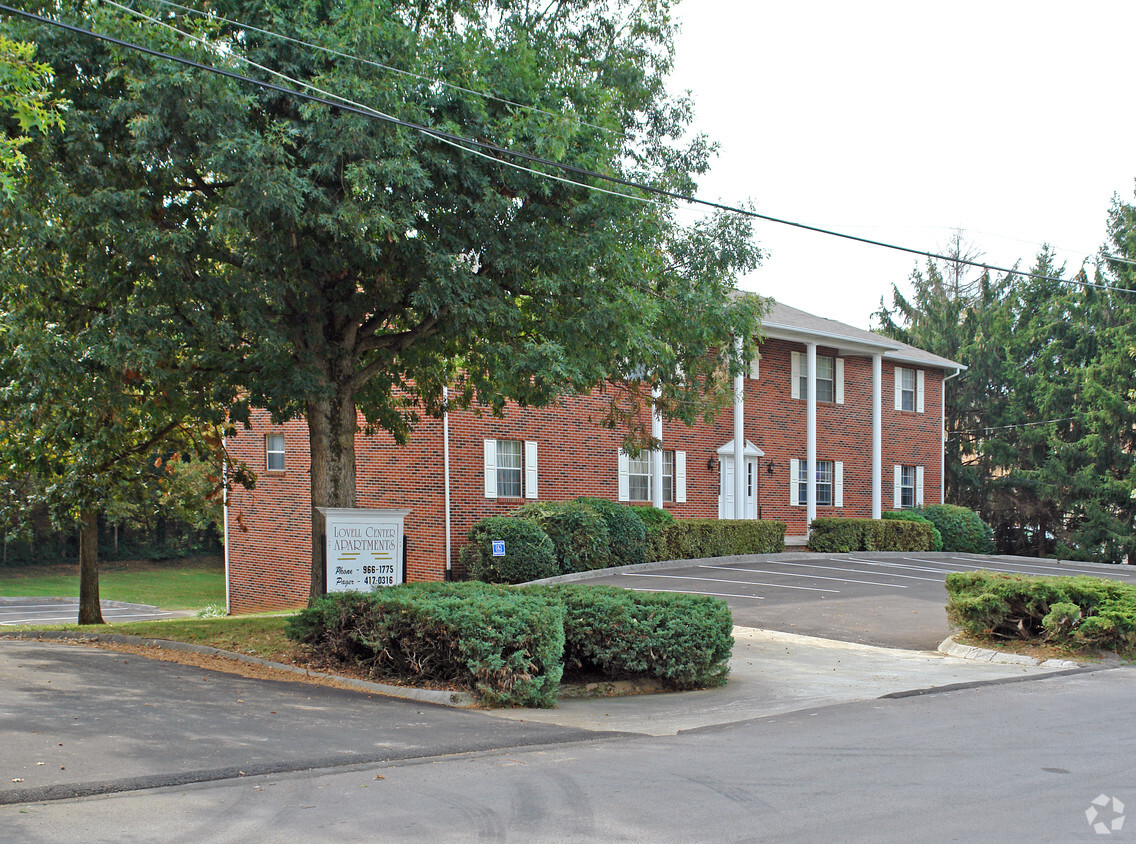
[618,449,686,503]
[266,434,285,471]
[895,367,925,413]
[791,351,844,404]
[790,459,844,507]
[484,439,538,499]
[900,465,916,508]
[627,453,652,501]
[894,464,925,509]
[627,450,676,502]
[496,440,523,498]
[798,459,834,507]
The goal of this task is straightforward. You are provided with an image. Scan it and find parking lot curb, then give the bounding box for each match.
[937,634,1081,669]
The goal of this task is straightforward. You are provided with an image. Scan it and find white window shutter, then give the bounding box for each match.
[916,370,925,413]
[893,465,902,507]
[916,465,925,506]
[834,461,844,508]
[675,451,687,503]
[617,451,630,502]
[894,368,903,411]
[791,352,801,399]
[484,439,497,499]
[524,441,538,499]
[789,459,800,506]
[749,356,760,380]
[835,358,845,404]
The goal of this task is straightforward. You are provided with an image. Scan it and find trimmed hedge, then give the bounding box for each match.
[807,517,933,552]
[459,517,557,584]
[285,583,565,707]
[882,509,943,551]
[628,504,674,533]
[511,500,611,574]
[575,497,648,567]
[534,584,734,690]
[945,570,1136,653]
[285,582,734,706]
[654,519,786,560]
[920,504,995,554]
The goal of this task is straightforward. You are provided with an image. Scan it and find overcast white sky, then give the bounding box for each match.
[668,1,1136,330]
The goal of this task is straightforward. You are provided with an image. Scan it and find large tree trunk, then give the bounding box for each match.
[78,509,104,625]
[307,386,358,602]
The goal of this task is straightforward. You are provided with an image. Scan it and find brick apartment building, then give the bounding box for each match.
[223,302,964,613]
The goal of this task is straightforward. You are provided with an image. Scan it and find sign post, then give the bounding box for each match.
[318,508,410,593]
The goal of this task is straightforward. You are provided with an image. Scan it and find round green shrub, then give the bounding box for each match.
[882,509,943,551]
[627,504,674,534]
[920,504,996,554]
[575,497,648,567]
[512,501,611,574]
[460,517,557,584]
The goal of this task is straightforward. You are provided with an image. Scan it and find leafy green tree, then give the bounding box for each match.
[8,0,766,599]
[0,35,65,196]
[877,227,1136,562]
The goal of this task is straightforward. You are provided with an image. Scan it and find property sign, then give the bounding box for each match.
[319,508,409,592]
[492,540,506,557]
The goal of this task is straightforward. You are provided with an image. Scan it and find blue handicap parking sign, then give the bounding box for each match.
[491,540,506,557]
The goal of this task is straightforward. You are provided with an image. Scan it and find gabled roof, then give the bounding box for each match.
[758,300,966,371]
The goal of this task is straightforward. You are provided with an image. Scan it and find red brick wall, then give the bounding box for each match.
[224,338,945,613]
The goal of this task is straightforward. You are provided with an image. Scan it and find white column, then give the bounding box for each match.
[733,336,746,519]
[872,354,882,519]
[806,342,817,530]
[443,385,452,575]
[651,386,664,508]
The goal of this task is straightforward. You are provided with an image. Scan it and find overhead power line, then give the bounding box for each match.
[133,0,628,140]
[3,3,1134,295]
[951,416,1078,436]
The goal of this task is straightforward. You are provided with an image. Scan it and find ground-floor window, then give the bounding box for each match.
[797,459,834,507]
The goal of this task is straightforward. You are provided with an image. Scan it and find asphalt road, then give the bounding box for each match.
[0,597,184,626]
[4,641,1132,842]
[579,552,1136,650]
[0,640,612,807]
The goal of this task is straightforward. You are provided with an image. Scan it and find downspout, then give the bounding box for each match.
[806,342,817,533]
[222,436,230,615]
[941,368,961,503]
[872,354,882,519]
[443,385,452,578]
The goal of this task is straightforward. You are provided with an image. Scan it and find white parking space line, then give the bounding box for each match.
[950,555,1133,578]
[726,559,945,584]
[699,564,907,589]
[900,556,1127,579]
[0,603,83,611]
[846,557,950,575]
[619,572,840,594]
[0,609,175,625]
[624,587,766,601]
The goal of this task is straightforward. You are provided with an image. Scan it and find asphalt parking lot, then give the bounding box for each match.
[0,597,184,627]
[578,552,1136,650]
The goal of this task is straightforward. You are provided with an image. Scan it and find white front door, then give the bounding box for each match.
[719,456,758,519]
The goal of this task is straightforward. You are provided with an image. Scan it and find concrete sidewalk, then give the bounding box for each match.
[481,626,1090,736]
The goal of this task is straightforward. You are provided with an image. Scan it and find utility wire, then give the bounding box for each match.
[102,0,658,206]
[950,416,1078,436]
[4,3,1135,295]
[134,0,628,139]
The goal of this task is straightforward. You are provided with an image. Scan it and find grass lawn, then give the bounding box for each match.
[0,555,225,610]
[50,615,297,661]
